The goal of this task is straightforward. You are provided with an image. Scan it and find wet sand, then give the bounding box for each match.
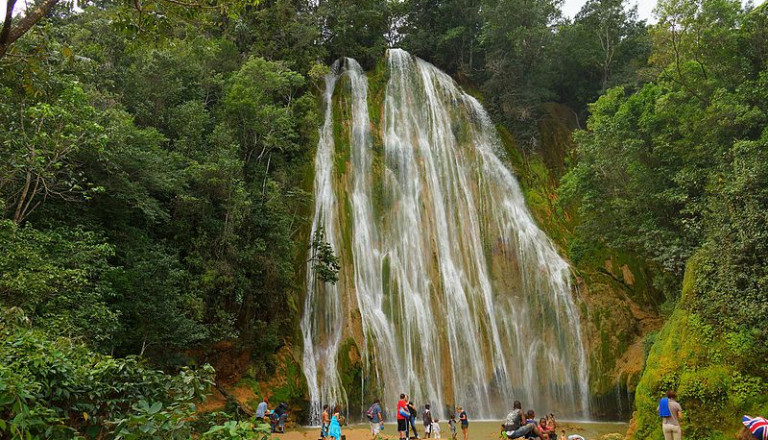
[280,421,628,440]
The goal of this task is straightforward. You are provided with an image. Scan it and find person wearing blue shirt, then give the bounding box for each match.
[369,399,384,439]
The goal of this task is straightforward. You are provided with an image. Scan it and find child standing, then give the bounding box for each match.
[449,415,457,440]
[431,419,441,439]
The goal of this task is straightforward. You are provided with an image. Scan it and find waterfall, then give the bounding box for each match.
[300,60,347,424]
[301,50,589,424]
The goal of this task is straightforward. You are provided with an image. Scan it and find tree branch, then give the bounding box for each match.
[213,382,256,416]
[0,0,18,49]
[160,0,222,10]
[0,0,61,59]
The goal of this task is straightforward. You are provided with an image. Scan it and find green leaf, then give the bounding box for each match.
[149,401,162,414]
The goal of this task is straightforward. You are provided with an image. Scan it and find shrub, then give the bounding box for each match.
[0,307,214,439]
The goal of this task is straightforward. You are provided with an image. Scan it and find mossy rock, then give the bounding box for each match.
[336,338,366,414]
[629,260,768,440]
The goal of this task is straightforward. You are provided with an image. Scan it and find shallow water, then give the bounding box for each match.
[295,420,628,440]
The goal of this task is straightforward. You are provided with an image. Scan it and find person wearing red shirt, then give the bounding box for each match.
[397,394,408,440]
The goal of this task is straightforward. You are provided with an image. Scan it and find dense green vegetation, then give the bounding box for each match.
[561,1,768,438]
[1,0,332,435]
[1,0,766,437]
[0,306,275,439]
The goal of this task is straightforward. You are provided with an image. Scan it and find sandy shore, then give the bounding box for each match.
[278,421,627,440]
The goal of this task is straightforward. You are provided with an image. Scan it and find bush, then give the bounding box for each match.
[202,420,271,439]
[0,307,214,439]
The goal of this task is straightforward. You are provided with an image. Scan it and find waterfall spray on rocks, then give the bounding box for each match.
[301,50,589,424]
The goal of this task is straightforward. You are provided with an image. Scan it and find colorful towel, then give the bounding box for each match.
[329,416,342,440]
[743,415,768,440]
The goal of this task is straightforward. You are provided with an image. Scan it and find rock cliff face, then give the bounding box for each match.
[628,256,768,440]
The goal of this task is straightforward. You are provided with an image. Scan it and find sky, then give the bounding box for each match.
[2,0,766,30]
[562,0,765,23]
[562,0,657,22]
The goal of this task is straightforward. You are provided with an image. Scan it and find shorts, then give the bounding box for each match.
[372,422,382,436]
[398,419,408,432]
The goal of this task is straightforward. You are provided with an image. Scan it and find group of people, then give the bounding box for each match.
[275,387,768,440]
[393,395,468,440]
[321,404,346,440]
[502,401,560,440]
[255,398,290,433]
[263,387,768,440]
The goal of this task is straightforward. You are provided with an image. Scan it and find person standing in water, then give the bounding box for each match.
[457,407,468,440]
[658,390,683,440]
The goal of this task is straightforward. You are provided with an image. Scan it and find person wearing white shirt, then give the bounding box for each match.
[256,398,269,419]
[430,420,441,438]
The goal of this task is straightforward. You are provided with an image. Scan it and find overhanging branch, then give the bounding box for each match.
[0,0,61,59]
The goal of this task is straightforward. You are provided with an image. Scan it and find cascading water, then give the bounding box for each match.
[301,61,348,423]
[301,50,589,424]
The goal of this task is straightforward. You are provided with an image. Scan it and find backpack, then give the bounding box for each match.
[658,397,671,417]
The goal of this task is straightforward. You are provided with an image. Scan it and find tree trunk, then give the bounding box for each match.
[213,382,256,416]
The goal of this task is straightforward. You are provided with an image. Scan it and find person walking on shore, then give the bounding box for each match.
[329,406,343,440]
[457,407,468,440]
[431,419,441,439]
[368,399,384,439]
[658,390,683,440]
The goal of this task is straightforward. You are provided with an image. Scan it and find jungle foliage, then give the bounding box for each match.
[560,1,768,438]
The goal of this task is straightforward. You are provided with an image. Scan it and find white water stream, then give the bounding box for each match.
[301,50,589,423]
